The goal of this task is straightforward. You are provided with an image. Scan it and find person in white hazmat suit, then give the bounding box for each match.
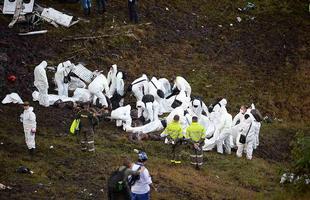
[136,100,160,124]
[172,76,191,97]
[20,102,37,156]
[106,64,118,97]
[230,105,247,148]
[215,99,233,154]
[33,61,49,107]
[110,105,132,130]
[236,113,261,160]
[110,71,125,110]
[148,77,167,114]
[191,98,209,118]
[55,61,73,97]
[88,74,110,107]
[129,74,149,101]
[246,103,261,149]
[202,104,222,151]
[165,90,191,112]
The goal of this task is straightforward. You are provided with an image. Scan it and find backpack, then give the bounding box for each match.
[128,164,142,187]
[107,167,127,192]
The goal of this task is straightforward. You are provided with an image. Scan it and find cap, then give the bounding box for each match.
[23,101,30,106]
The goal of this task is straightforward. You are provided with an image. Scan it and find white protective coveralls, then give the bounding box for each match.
[191,99,209,118]
[72,88,92,102]
[199,114,215,139]
[114,71,125,107]
[236,114,261,159]
[32,91,75,105]
[165,90,191,112]
[136,100,160,123]
[231,111,246,148]
[158,78,171,97]
[172,76,191,97]
[106,64,118,97]
[34,61,49,107]
[215,99,233,154]
[88,74,110,107]
[126,119,166,134]
[2,93,23,104]
[20,107,37,149]
[68,77,86,91]
[148,77,167,114]
[131,74,149,101]
[55,61,73,97]
[110,105,132,130]
[202,104,222,151]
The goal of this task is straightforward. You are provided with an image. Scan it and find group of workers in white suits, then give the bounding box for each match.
[32,61,262,160]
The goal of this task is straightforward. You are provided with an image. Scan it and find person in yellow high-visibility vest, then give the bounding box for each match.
[161,115,184,164]
[186,116,206,169]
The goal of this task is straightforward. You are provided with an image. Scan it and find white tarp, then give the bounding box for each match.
[41,8,73,27]
[2,93,23,104]
[3,0,34,15]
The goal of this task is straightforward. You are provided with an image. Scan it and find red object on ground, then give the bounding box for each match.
[7,75,17,82]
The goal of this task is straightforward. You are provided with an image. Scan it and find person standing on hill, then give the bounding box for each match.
[130,150,157,200]
[186,116,206,169]
[76,102,99,152]
[160,115,184,164]
[128,0,138,23]
[20,101,37,156]
[82,0,92,16]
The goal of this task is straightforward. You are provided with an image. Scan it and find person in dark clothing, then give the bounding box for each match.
[97,0,107,14]
[128,0,138,23]
[76,103,99,152]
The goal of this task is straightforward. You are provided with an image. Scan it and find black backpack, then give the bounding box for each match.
[128,165,142,187]
[107,168,127,192]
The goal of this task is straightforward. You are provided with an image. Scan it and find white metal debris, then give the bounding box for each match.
[3,0,34,15]
[41,8,74,27]
[18,30,48,36]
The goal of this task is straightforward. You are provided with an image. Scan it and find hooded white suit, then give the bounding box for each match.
[131,74,149,101]
[110,105,132,130]
[88,74,110,107]
[172,76,191,97]
[107,64,118,98]
[34,61,49,107]
[236,113,260,160]
[55,61,72,97]
[20,107,37,149]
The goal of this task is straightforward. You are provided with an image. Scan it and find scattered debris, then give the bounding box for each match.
[41,8,78,27]
[0,142,3,145]
[237,16,242,23]
[280,173,310,185]
[218,24,223,28]
[238,2,256,12]
[16,166,34,174]
[2,93,23,104]
[0,183,12,190]
[3,0,34,15]
[165,7,169,11]
[2,1,79,29]
[50,145,54,149]
[230,23,233,27]
[18,30,48,36]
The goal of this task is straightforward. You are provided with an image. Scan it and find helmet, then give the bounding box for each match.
[138,151,148,162]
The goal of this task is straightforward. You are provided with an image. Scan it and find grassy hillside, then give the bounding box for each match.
[0,0,309,199]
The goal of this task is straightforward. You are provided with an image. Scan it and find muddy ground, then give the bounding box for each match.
[0,0,310,199]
